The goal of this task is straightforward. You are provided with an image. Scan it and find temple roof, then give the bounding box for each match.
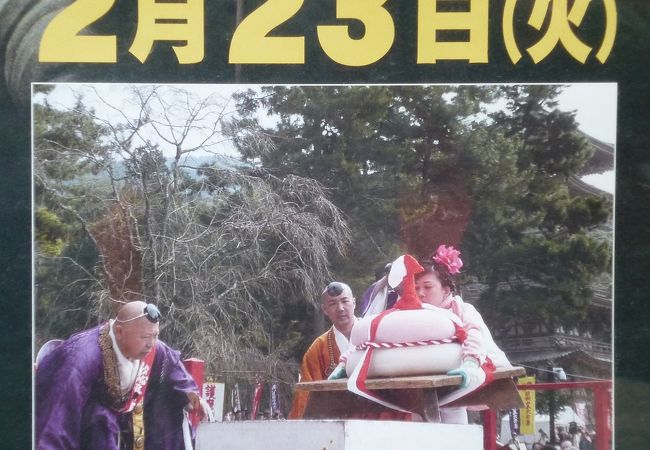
[578,132,615,176]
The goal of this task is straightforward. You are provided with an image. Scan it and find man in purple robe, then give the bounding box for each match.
[36,301,202,450]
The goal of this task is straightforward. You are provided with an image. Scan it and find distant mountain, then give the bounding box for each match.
[66,152,251,185]
[176,153,250,172]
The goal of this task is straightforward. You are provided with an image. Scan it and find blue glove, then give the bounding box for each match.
[447,358,485,388]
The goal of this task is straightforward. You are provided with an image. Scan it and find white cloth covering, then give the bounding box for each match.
[333,324,352,354]
[109,319,141,396]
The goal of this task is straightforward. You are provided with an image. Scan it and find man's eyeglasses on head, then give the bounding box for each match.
[116,303,162,323]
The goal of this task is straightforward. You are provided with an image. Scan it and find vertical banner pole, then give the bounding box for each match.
[593,384,612,450]
[483,409,497,450]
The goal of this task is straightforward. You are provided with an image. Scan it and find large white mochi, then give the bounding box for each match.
[345,342,463,378]
[346,308,463,378]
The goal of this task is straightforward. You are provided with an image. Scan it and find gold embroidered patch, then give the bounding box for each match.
[99,323,124,410]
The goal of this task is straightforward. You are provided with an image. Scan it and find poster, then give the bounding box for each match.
[2,1,649,448]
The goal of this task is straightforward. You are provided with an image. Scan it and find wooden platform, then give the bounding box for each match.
[296,367,526,422]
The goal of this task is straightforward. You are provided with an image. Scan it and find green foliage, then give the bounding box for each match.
[33,96,113,345]
[34,233,100,346]
[34,98,112,183]
[231,85,611,334]
[34,208,66,256]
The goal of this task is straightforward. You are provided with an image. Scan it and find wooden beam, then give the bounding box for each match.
[298,367,527,422]
[296,367,526,392]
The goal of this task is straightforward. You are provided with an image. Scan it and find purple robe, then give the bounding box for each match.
[36,325,198,450]
[359,278,398,316]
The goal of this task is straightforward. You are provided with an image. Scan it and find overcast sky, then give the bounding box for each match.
[557,83,616,194]
[547,83,616,194]
[557,83,617,144]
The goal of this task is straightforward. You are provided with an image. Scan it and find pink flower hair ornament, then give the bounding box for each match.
[432,245,463,275]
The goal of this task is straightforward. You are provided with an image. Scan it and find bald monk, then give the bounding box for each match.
[36,301,203,450]
[288,282,357,419]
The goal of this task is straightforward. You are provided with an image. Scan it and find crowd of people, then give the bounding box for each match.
[505,424,596,450]
[527,425,595,450]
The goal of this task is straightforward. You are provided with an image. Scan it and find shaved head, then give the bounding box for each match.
[113,301,159,360]
[321,282,353,301]
[116,300,148,323]
[320,282,356,338]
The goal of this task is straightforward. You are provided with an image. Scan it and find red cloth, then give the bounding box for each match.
[392,255,424,310]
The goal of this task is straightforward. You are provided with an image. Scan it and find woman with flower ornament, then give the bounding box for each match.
[416,244,512,423]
